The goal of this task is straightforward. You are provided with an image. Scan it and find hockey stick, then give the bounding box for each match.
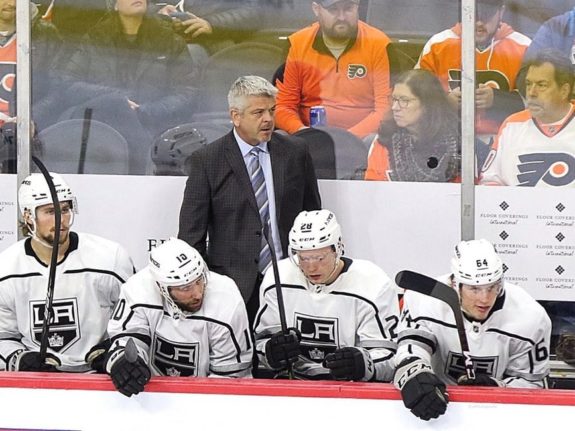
[77,108,93,174]
[262,221,294,379]
[395,270,476,380]
[31,156,61,363]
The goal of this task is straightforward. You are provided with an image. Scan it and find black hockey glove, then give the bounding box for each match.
[265,329,301,370]
[106,344,151,398]
[85,338,112,374]
[457,373,504,387]
[394,357,448,421]
[7,350,61,372]
[323,347,375,381]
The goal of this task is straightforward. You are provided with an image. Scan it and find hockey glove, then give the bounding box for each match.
[323,347,375,381]
[85,338,112,374]
[265,329,301,370]
[106,346,151,397]
[394,357,448,421]
[7,350,61,372]
[457,373,505,387]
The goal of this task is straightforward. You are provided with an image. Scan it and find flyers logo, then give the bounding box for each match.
[447,69,510,92]
[517,153,575,186]
[347,64,367,79]
[446,351,499,380]
[0,62,16,114]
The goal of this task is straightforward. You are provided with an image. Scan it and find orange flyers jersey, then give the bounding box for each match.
[480,104,575,187]
[0,34,16,119]
[417,23,530,134]
[365,137,392,181]
[276,21,391,139]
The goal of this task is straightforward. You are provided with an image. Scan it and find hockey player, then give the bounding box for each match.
[106,238,252,397]
[394,239,551,421]
[253,209,399,381]
[0,172,134,372]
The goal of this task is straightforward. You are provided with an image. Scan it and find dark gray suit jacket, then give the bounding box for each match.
[178,131,321,302]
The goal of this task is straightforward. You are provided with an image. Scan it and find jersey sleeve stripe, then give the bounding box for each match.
[411,315,458,330]
[0,272,43,282]
[110,332,152,347]
[121,304,164,330]
[485,328,537,345]
[187,316,243,362]
[329,291,388,339]
[63,268,127,283]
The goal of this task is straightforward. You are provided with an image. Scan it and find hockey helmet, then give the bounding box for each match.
[18,172,77,219]
[151,124,207,176]
[288,209,344,257]
[451,239,503,286]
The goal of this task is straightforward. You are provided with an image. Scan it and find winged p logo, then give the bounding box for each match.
[517,153,575,186]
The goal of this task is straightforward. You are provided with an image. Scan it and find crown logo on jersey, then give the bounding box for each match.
[166,367,181,377]
[48,333,64,347]
[309,348,325,360]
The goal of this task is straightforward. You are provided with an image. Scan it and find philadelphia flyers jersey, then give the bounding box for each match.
[417,23,530,134]
[107,268,252,378]
[480,104,575,186]
[253,257,399,381]
[395,274,551,388]
[0,32,16,120]
[0,232,134,372]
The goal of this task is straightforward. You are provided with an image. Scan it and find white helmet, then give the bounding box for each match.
[451,239,503,286]
[18,172,77,218]
[288,209,344,256]
[149,238,208,318]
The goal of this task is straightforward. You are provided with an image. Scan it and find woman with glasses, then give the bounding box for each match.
[365,69,462,182]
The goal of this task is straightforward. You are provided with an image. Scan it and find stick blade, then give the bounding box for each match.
[395,270,458,307]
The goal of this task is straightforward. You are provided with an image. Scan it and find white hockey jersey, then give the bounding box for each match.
[395,275,551,388]
[480,105,575,186]
[107,268,252,378]
[254,257,400,381]
[0,232,134,372]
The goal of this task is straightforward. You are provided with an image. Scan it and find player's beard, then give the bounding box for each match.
[324,20,357,43]
[38,228,70,248]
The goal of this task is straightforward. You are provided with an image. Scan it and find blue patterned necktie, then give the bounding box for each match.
[248,147,272,272]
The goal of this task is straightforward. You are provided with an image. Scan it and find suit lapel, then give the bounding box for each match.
[223,132,259,213]
[269,135,286,222]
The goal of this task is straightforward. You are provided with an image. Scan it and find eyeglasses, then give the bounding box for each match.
[390,96,417,109]
[296,250,334,264]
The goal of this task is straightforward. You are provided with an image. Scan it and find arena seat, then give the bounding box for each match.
[199,42,285,114]
[37,119,129,175]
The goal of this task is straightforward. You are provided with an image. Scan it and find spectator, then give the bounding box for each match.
[0,172,134,373]
[480,49,575,186]
[254,209,400,381]
[0,1,62,172]
[394,239,550,421]
[178,75,321,324]
[61,0,198,174]
[155,0,261,56]
[275,0,392,140]
[416,0,530,137]
[364,69,461,182]
[517,6,575,97]
[106,238,252,397]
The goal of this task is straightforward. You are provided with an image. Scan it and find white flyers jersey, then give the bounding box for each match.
[107,268,252,378]
[0,232,134,372]
[395,275,551,388]
[254,257,400,381]
[480,106,575,186]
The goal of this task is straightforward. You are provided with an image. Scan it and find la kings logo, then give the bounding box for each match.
[29,298,80,352]
[153,335,199,377]
[445,351,499,380]
[295,313,339,362]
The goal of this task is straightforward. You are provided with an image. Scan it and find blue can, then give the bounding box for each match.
[310,106,327,127]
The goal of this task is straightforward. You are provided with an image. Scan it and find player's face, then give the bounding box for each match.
[475,6,503,46]
[115,0,147,17]
[0,0,15,24]
[525,62,572,123]
[391,83,424,134]
[169,275,206,313]
[31,201,73,246]
[295,246,339,285]
[459,281,501,320]
[313,1,359,42]
[231,96,275,146]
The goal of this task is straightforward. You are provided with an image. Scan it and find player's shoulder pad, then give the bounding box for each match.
[498,283,552,332]
[0,239,28,278]
[121,268,163,306]
[203,271,245,315]
[260,258,303,297]
[339,258,393,296]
